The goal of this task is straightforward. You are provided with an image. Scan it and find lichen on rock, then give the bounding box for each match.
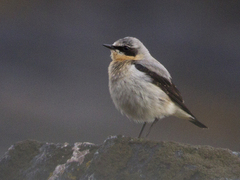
[0,136,240,180]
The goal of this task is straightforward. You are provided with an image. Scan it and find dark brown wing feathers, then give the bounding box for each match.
[133,63,207,128]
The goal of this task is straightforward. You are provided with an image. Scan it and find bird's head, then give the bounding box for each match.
[103,37,150,61]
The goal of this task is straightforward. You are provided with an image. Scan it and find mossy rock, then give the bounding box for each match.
[0,136,240,180]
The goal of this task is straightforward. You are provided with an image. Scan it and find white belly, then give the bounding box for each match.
[109,71,177,123]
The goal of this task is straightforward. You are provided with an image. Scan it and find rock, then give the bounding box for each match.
[0,135,240,180]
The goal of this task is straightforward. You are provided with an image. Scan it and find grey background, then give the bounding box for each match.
[1,0,240,157]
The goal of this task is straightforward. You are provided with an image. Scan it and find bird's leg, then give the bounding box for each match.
[145,118,159,137]
[138,122,146,138]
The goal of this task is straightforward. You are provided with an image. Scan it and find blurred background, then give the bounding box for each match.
[1,0,240,157]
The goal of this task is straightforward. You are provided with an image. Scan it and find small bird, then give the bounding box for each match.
[103,37,207,138]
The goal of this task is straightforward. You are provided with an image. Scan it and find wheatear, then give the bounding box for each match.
[103,37,207,138]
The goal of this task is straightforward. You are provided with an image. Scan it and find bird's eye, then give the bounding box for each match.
[123,46,130,51]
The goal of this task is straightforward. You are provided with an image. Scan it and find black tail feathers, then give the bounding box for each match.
[189,118,208,129]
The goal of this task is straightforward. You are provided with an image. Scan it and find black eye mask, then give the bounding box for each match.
[113,45,138,56]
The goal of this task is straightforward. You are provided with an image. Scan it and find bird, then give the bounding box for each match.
[103,37,207,138]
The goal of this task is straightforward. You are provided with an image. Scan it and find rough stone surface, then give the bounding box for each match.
[0,136,240,180]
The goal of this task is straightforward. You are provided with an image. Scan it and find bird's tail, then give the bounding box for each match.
[189,118,208,128]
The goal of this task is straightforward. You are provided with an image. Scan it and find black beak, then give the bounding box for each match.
[103,44,115,50]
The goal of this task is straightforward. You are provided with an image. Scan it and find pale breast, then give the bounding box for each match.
[108,62,175,123]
